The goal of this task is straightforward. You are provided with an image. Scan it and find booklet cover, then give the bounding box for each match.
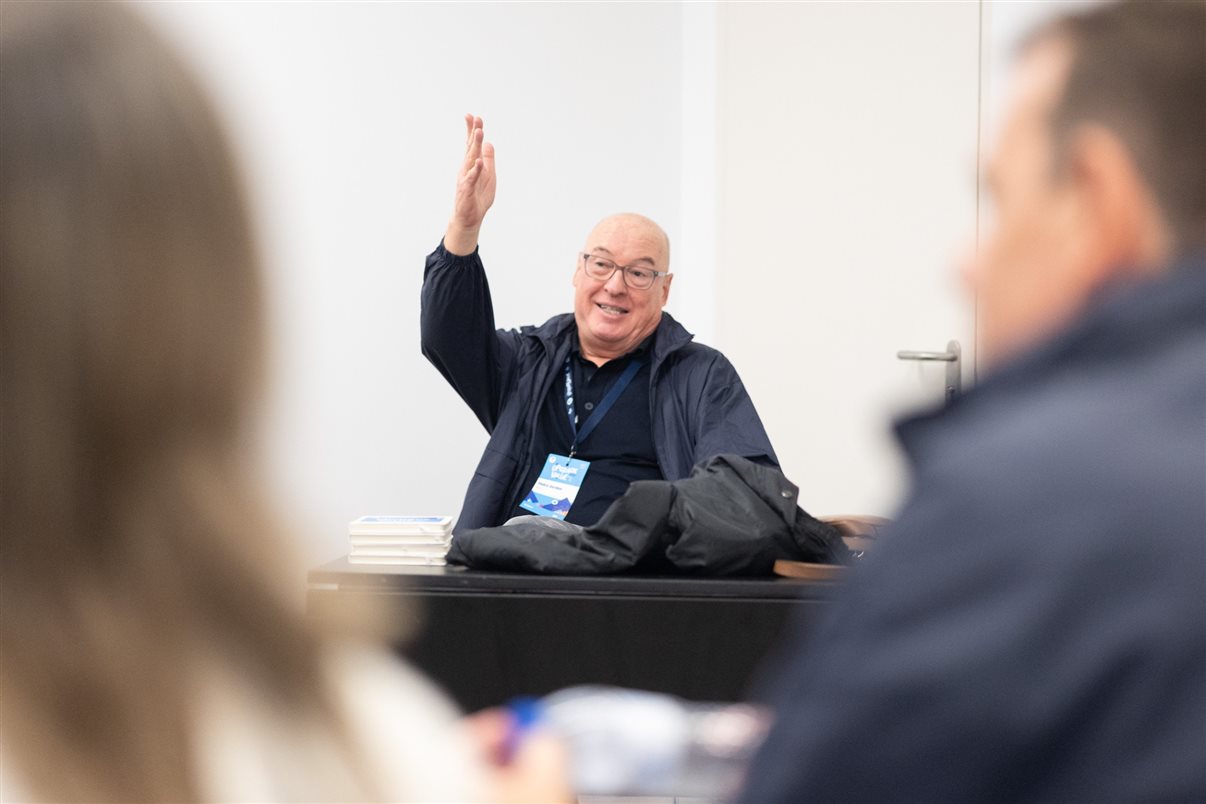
[348,515,452,536]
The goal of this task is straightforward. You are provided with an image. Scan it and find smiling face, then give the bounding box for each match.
[573,213,672,364]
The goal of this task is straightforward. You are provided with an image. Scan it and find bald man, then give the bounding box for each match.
[422,115,777,532]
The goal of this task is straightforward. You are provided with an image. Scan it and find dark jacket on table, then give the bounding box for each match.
[743,258,1206,803]
[421,242,778,532]
[447,454,845,575]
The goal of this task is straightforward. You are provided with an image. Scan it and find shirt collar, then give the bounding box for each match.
[571,327,657,361]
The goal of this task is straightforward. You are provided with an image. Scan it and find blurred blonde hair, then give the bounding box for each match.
[1,2,371,800]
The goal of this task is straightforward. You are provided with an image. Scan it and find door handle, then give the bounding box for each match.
[897,340,961,403]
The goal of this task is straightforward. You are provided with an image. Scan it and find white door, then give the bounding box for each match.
[712,1,983,517]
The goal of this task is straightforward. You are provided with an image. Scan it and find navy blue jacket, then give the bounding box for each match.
[743,259,1206,802]
[421,242,778,532]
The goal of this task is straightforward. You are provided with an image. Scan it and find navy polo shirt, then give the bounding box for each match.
[509,329,663,526]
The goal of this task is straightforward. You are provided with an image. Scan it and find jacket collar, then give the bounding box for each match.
[896,253,1206,458]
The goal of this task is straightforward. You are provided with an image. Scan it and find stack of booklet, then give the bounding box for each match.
[347,515,453,566]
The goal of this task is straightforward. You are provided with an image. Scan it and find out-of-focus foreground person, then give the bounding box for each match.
[742,2,1205,801]
[0,3,562,801]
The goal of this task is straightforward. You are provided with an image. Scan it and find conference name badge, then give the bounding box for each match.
[519,453,590,520]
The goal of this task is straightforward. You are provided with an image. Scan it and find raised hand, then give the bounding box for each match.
[444,114,496,255]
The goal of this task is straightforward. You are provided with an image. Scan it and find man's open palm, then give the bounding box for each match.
[452,114,496,231]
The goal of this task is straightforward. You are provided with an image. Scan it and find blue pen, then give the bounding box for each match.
[502,696,545,762]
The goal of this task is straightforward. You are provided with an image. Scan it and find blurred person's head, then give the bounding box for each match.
[0,3,370,800]
[573,212,673,363]
[967,0,1205,367]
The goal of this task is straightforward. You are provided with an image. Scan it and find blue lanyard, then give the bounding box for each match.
[564,356,645,458]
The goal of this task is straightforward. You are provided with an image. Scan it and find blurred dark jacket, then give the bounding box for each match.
[447,454,845,575]
[421,242,778,532]
[743,257,1206,802]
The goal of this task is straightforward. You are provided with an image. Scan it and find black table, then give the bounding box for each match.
[307,559,839,712]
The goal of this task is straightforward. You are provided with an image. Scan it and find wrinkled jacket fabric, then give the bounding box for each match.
[421,243,779,532]
[743,258,1206,802]
[447,455,845,575]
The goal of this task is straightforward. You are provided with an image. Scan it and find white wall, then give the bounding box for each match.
[714,1,982,517]
[138,1,687,563]
[708,0,1098,519]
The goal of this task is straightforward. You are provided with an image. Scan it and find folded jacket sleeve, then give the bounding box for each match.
[420,241,523,433]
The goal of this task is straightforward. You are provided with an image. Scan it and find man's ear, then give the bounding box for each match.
[1066,124,1172,276]
[660,274,673,306]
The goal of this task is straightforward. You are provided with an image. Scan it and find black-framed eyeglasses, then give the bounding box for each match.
[580,253,669,290]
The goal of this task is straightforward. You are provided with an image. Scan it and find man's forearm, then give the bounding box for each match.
[421,241,510,432]
[443,221,481,256]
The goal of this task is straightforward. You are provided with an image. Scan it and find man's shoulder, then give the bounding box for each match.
[900,347,1205,563]
[858,355,1205,684]
[664,339,723,362]
[655,339,733,389]
[652,314,728,366]
[510,313,575,348]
